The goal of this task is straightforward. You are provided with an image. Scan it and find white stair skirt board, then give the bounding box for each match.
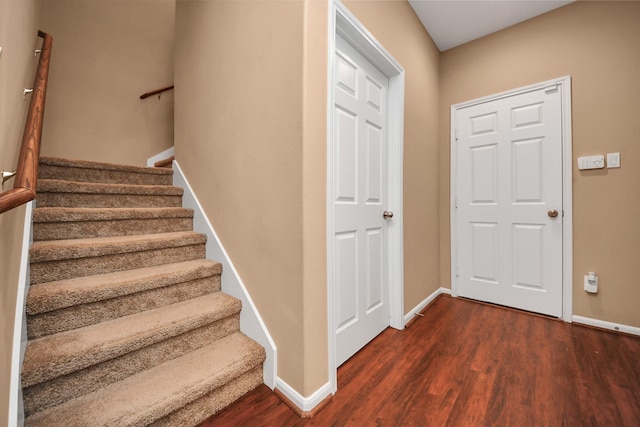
[404,287,452,325]
[9,201,34,426]
[172,160,277,388]
[146,146,175,167]
[573,316,640,337]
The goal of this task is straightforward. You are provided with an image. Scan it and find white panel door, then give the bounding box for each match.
[334,34,390,366]
[455,86,563,317]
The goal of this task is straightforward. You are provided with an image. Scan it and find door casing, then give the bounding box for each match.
[327,0,405,393]
[450,76,573,322]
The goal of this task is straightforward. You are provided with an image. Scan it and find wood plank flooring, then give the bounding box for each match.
[199,295,640,426]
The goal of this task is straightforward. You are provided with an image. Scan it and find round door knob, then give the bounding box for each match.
[383,211,394,220]
[548,209,559,218]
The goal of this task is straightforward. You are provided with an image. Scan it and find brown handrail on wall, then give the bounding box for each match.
[140,85,174,100]
[0,31,53,215]
[154,155,174,168]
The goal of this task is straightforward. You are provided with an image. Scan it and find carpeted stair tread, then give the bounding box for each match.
[32,207,195,240]
[36,179,183,209]
[37,179,183,195]
[33,207,193,222]
[151,366,263,426]
[27,259,222,315]
[39,156,173,185]
[30,231,205,263]
[40,156,174,175]
[22,292,242,388]
[24,332,265,427]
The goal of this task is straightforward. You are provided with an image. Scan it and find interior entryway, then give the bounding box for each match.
[328,0,406,385]
[451,78,572,318]
[333,33,391,367]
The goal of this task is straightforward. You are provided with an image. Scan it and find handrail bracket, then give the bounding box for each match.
[2,171,17,190]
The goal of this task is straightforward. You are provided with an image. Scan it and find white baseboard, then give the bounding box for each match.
[275,377,332,413]
[572,315,640,337]
[172,160,277,388]
[9,201,34,427]
[146,146,175,167]
[404,287,451,325]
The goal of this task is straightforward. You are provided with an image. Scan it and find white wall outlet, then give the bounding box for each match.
[584,272,598,294]
[577,155,605,170]
[607,152,620,168]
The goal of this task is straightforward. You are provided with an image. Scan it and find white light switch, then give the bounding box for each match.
[607,152,620,168]
[578,155,605,170]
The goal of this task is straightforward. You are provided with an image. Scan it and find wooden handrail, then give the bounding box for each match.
[140,85,174,100]
[0,31,52,214]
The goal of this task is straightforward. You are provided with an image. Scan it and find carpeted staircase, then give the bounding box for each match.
[22,156,265,426]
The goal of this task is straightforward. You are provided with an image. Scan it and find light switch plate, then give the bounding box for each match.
[607,152,620,168]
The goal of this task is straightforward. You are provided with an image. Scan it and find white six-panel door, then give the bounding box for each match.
[334,34,390,366]
[454,85,563,317]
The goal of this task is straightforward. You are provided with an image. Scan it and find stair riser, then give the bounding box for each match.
[30,244,206,284]
[36,193,182,209]
[33,217,193,241]
[27,275,221,338]
[39,164,173,186]
[151,366,264,427]
[24,315,241,417]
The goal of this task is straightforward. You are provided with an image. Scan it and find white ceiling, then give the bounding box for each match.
[408,0,574,51]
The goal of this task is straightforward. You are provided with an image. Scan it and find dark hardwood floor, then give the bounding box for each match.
[200,295,640,426]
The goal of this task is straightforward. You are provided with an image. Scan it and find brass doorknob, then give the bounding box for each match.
[548,209,559,218]
[383,211,394,220]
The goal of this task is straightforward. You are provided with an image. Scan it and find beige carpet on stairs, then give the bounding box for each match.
[22,156,265,426]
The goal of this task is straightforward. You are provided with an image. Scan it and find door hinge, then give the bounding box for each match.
[455,197,458,209]
[455,265,460,277]
[455,128,459,141]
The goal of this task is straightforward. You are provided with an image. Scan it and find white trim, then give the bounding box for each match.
[9,201,34,427]
[449,108,458,299]
[327,0,405,396]
[275,378,333,413]
[573,316,640,337]
[404,287,451,325]
[173,161,277,388]
[450,76,573,321]
[559,77,573,323]
[146,146,175,167]
[326,0,338,394]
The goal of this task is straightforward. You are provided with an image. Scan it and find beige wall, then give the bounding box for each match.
[0,0,40,423]
[301,0,329,395]
[344,0,442,312]
[175,0,309,393]
[39,0,175,166]
[439,1,640,327]
[175,0,439,396]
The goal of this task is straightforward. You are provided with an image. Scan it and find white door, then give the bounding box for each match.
[333,34,390,366]
[454,85,563,317]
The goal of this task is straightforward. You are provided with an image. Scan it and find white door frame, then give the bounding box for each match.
[327,0,405,393]
[450,76,573,322]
